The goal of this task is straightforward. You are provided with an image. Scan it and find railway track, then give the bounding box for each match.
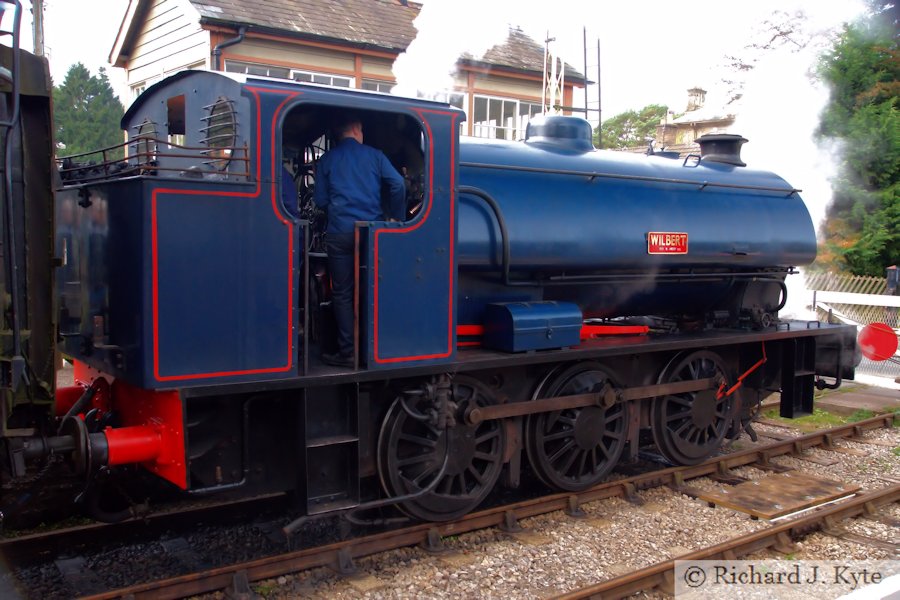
[42,413,891,600]
[0,494,287,567]
[556,483,900,599]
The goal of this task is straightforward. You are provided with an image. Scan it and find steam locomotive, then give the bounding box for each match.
[1,40,859,526]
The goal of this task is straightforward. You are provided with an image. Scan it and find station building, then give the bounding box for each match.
[110,0,586,140]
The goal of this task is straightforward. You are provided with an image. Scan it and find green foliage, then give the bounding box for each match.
[815,7,899,276]
[595,104,669,150]
[847,408,876,421]
[762,408,848,431]
[53,63,125,159]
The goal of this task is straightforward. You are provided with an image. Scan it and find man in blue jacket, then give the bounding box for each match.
[313,114,406,367]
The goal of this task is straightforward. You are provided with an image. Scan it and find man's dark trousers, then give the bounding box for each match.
[326,233,356,358]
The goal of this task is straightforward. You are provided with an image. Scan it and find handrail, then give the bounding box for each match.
[57,137,252,184]
[460,161,801,196]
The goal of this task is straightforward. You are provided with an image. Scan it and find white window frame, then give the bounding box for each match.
[423,91,467,135]
[290,69,353,88]
[224,60,291,79]
[472,94,542,141]
[361,79,395,93]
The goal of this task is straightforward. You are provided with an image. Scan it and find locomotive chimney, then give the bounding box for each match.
[697,133,748,167]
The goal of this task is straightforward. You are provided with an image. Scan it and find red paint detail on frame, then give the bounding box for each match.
[372,108,459,364]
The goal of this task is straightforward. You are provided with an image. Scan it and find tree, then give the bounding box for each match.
[815,4,899,276]
[53,63,125,159]
[595,104,669,150]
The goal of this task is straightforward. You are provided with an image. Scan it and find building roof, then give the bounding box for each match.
[112,0,584,82]
[190,0,420,53]
[671,105,734,125]
[471,28,583,81]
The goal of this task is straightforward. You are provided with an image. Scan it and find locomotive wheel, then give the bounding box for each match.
[377,376,505,521]
[651,350,736,465]
[525,363,629,492]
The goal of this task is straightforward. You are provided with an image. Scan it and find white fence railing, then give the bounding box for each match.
[810,290,899,381]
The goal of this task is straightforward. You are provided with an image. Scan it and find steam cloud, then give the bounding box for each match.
[392,0,510,99]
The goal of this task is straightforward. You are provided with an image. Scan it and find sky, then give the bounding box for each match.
[5,1,867,116]
[3,0,870,230]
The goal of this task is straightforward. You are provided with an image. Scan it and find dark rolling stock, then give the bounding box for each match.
[2,37,861,527]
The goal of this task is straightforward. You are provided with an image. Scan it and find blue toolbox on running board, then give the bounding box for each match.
[483,301,582,352]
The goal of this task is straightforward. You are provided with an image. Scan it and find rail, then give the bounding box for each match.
[556,483,900,599]
[80,413,894,600]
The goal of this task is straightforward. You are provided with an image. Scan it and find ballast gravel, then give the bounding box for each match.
[235,419,897,600]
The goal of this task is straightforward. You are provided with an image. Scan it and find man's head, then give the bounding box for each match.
[335,114,363,143]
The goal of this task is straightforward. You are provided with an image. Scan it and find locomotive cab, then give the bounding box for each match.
[54,71,463,391]
[279,103,428,362]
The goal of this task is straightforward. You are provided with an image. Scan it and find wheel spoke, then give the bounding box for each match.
[652,351,734,466]
[379,377,508,521]
[399,432,437,448]
[687,362,699,380]
[577,450,589,477]
[602,429,624,442]
[673,420,692,436]
[397,452,433,468]
[542,428,574,442]
[544,411,561,431]
[411,464,438,486]
[475,428,500,445]
[557,444,580,475]
[456,473,468,494]
[599,440,612,459]
[668,394,694,408]
[467,464,486,486]
[548,439,576,463]
[666,408,691,422]
[473,450,496,462]
[526,366,629,491]
[558,414,578,426]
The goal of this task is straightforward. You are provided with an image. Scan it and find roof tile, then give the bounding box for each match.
[188,0,583,79]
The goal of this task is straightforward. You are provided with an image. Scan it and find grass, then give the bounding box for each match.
[762,407,881,432]
[254,582,278,597]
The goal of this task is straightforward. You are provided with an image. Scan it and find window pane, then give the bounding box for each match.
[474,97,488,123]
[269,66,290,79]
[489,99,501,122]
[502,100,516,139]
[224,60,246,73]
